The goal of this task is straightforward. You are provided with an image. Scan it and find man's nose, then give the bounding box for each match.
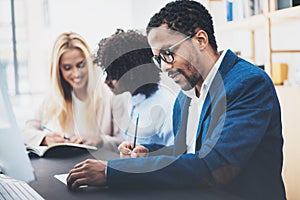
[105,78,114,88]
[161,62,173,72]
[104,78,110,85]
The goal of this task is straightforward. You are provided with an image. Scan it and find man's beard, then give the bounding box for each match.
[168,67,202,90]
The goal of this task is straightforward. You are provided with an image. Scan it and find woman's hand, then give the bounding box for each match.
[68,135,84,144]
[81,135,103,147]
[41,133,65,146]
[118,141,149,158]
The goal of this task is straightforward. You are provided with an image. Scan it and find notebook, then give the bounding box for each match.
[0,67,44,199]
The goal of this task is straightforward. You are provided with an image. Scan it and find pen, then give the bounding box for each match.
[132,114,139,149]
[41,125,70,141]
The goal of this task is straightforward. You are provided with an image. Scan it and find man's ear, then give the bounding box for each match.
[194,30,208,49]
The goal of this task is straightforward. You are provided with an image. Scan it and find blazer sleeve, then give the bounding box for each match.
[106,64,280,189]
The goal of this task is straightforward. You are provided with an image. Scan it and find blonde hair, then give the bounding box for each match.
[43,32,100,133]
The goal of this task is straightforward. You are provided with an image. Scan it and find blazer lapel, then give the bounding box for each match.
[196,94,211,139]
[173,96,191,156]
[195,50,240,151]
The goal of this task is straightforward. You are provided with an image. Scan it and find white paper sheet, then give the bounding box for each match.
[54,173,68,185]
[54,173,88,188]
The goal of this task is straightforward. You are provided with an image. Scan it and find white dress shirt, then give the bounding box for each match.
[183,50,227,153]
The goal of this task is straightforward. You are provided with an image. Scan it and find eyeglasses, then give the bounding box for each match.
[152,33,195,68]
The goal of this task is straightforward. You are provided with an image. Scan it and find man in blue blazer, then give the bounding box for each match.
[67,1,286,199]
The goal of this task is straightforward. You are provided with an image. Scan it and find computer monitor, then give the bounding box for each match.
[0,67,35,183]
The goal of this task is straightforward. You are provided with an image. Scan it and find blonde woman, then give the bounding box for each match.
[22,32,120,149]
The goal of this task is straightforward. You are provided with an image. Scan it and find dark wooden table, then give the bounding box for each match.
[29,148,244,200]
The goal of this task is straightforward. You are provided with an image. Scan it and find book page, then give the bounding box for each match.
[26,143,97,157]
[26,146,48,157]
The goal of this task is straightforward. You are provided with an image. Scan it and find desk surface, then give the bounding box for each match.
[29,149,243,200]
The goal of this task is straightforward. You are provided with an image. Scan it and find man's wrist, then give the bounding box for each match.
[101,160,108,176]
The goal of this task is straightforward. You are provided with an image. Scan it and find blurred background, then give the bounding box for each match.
[0,0,179,126]
[1,1,300,198]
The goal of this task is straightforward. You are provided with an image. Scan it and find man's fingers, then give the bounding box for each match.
[74,161,85,169]
[67,171,86,189]
[74,159,94,168]
[70,178,89,189]
[67,171,84,182]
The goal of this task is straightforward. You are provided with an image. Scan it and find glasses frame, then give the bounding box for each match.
[152,33,195,68]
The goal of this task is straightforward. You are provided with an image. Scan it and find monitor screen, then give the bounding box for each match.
[0,68,35,183]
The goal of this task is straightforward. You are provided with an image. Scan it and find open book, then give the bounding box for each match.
[26,143,97,157]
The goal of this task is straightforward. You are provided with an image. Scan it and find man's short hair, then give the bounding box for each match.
[146,0,218,52]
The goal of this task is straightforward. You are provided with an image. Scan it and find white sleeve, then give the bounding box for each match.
[21,101,47,146]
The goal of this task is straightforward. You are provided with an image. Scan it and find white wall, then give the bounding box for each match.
[276,86,300,200]
[26,0,173,93]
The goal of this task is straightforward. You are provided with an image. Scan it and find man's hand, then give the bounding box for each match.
[67,159,107,190]
[118,141,149,158]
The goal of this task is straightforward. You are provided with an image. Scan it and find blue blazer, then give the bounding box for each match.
[107,50,286,200]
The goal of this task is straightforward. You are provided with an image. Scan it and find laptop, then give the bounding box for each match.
[0,67,44,199]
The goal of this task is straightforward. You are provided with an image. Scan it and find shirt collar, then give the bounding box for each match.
[131,93,146,107]
[203,49,227,92]
[183,87,198,99]
[183,49,228,99]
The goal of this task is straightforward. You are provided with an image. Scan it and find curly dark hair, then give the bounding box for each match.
[146,0,218,52]
[95,29,160,98]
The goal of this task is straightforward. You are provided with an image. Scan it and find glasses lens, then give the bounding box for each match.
[152,55,161,68]
[102,69,107,77]
[160,49,174,64]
